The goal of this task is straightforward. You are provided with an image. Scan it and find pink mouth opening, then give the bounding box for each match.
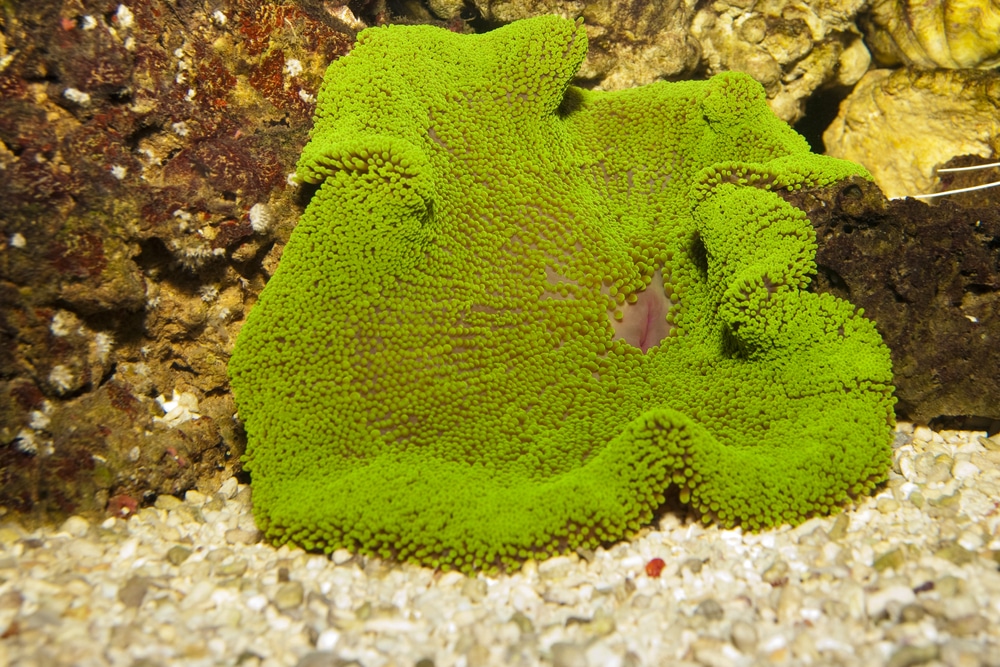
[609,269,673,353]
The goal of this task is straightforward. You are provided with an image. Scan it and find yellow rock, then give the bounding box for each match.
[824,68,1000,199]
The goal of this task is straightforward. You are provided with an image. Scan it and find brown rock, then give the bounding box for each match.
[0,0,358,525]
[784,176,1000,423]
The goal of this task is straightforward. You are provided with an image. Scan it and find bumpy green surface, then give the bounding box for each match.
[229,16,895,573]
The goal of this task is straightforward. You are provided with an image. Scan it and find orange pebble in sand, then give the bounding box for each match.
[646,558,666,578]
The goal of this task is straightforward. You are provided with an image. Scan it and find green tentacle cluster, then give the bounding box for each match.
[228,16,895,573]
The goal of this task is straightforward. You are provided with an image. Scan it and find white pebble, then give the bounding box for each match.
[331,548,353,565]
[958,530,985,551]
[245,594,268,612]
[181,580,216,610]
[539,556,574,579]
[759,633,787,653]
[316,629,340,651]
[118,538,139,561]
[815,636,851,653]
[60,516,90,538]
[952,460,980,481]
[438,571,464,587]
[585,642,622,667]
[866,585,915,617]
[899,455,917,481]
[218,477,238,498]
[800,607,822,622]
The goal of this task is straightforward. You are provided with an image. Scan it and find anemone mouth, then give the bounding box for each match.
[609,269,673,353]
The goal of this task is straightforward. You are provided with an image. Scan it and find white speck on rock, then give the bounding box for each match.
[64,87,92,106]
[13,428,38,454]
[48,364,75,394]
[248,203,271,233]
[154,389,201,427]
[328,4,365,30]
[29,402,52,430]
[115,5,134,29]
[199,285,219,302]
[10,232,26,248]
[284,58,303,77]
[93,332,114,362]
[50,310,79,337]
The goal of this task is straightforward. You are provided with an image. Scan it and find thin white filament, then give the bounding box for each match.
[936,161,1000,173]
[912,180,1000,199]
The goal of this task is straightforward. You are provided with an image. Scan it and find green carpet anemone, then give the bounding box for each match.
[228,15,896,573]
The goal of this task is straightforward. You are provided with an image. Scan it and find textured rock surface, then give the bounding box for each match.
[824,68,1000,199]
[460,0,702,89]
[0,0,358,524]
[461,0,872,123]
[785,176,1000,424]
[577,0,701,89]
[692,0,872,122]
[860,0,1000,69]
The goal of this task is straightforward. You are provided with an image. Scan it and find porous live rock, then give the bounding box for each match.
[692,0,872,122]
[576,0,701,89]
[0,0,356,524]
[1,423,999,666]
[929,154,1000,210]
[462,0,872,123]
[783,176,1000,424]
[823,68,1000,199]
[461,0,702,90]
